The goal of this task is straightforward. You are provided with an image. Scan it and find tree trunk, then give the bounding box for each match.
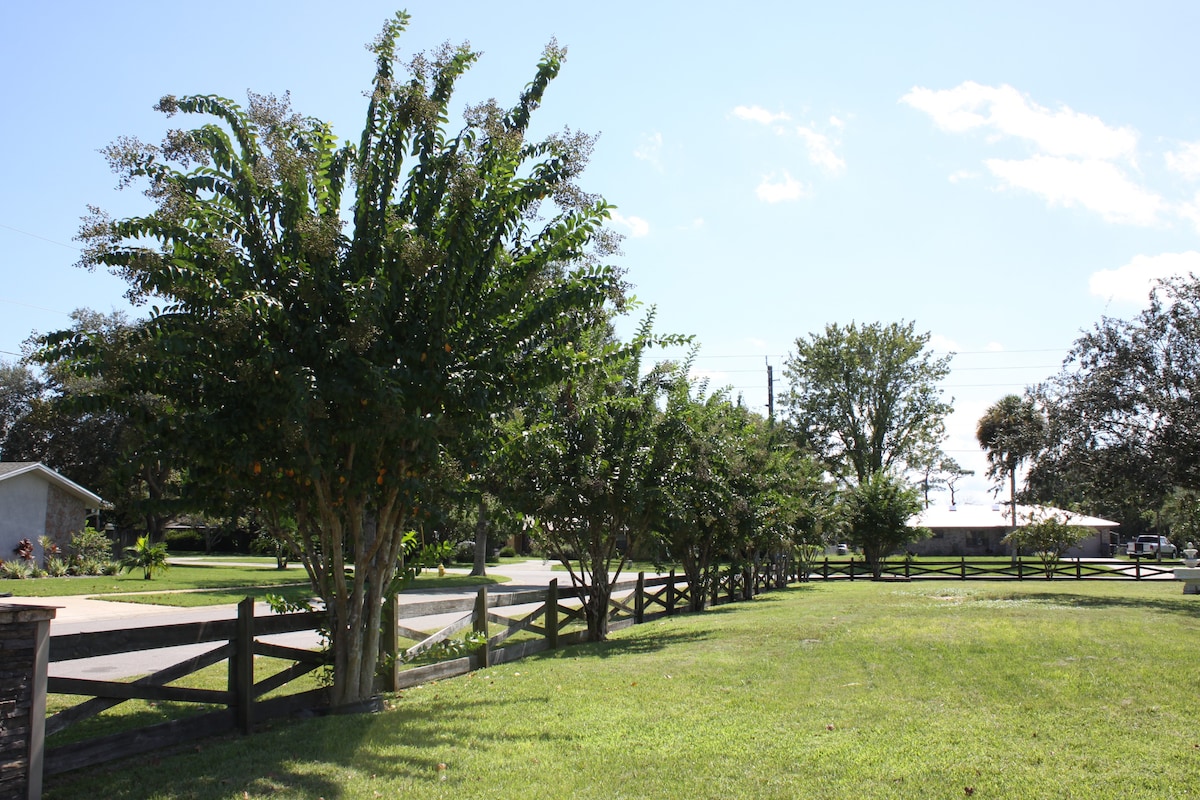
[470,497,488,577]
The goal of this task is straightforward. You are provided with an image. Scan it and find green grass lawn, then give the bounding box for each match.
[41,579,1200,799]
[1,564,507,603]
[1,564,309,597]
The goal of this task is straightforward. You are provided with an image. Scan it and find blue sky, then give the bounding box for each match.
[3,1,1198,506]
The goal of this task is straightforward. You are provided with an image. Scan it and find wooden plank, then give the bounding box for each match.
[48,676,229,705]
[395,596,476,618]
[490,637,550,665]
[486,607,545,648]
[403,614,473,660]
[253,641,324,665]
[394,656,474,689]
[488,589,549,607]
[253,660,321,699]
[45,643,231,737]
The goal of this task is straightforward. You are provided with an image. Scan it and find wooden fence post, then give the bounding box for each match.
[232,597,254,733]
[634,573,645,624]
[473,586,489,668]
[546,580,559,649]
[960,556,966,580]
[0,603,56,800]
[666,570,676,615]
[849,559,855,581]
[1135,558,1141,580]
[1076,557,1082,580]
[823,558,829,580]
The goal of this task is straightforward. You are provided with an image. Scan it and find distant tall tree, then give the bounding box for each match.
[41,14,621,704]
[781,320,953,485]
[0,359,38,457]
[976,394,1046,527]
[1026,275,1200,527]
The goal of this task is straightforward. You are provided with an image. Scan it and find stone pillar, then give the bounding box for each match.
[0,604,57,800]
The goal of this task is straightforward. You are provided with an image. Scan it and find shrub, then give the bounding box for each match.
[45,557,69,577]
[1,560,31,579]
[498,545,517,558]
[69,525,114,565]
[162,528,206,552]
[454,540,476,564]
[13,537,34,562]
[120,535,170,580]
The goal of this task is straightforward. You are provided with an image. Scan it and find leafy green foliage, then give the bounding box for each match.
[976,393,1046,527]
[782,320,953,484]
[120,535,170,580]
[840,471,926,577]
[1029,275,1200,528]
[500,317,683,639]
[1001,510,1086,578]
[43,14,620,704]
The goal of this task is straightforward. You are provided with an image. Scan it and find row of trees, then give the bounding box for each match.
[975,274,1200,543]
[9,14,963,702]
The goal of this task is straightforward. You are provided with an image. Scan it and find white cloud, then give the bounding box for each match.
[677,217,706,231]
[948,169,978,184]
[985,342,1005,352]
[901,82,1138,162]
[1166,141,1200,179]
[927,334,961,354]
[796,126,846,174]
[985,156,1165,226]
[609,211,650,238]
[756,172,806,203]
[733,105,791,126]
[634,132,663,171]
[829,115,845,129]
[1089,251,1200,304]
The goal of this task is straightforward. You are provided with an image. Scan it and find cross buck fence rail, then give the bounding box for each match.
[809,556,1180,582]
[22,562,786,788]
[0,553,1184,799]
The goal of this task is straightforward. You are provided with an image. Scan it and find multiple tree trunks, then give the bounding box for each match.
[33,564,784,778]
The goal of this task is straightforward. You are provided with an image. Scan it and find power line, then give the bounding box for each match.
[0,223,78,251]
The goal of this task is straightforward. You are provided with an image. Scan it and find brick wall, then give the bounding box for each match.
[0,606,56,800]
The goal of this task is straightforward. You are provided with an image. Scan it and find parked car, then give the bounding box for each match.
[1126,535,1177,558]
[835,543,849,556]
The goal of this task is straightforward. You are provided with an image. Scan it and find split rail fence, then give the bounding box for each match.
[809,556,1180,582]
[34,562,788,781]
[7,552,1180,796]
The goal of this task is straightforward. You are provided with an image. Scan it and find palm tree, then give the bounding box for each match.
[120,535,170,580]
[976,394,1046,529]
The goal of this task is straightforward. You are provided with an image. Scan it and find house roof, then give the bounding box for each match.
[0,462,103,507]
[911,503,1118,530]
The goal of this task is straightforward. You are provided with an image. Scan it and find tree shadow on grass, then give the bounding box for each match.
[991,590,1200,617]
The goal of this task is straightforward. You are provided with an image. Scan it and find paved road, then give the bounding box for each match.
[2,560,584,680]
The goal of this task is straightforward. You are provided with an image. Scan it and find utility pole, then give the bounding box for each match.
[766,359,774,423]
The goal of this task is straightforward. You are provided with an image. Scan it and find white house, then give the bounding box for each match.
[0,462,103,562]
[908,503,1119,558]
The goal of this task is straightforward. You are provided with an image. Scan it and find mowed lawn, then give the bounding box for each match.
[45,580,1200,800]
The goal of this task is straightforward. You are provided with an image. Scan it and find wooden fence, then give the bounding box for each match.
[809,556,1179,581]
[37,552,1163,779]
[40,563,787,777]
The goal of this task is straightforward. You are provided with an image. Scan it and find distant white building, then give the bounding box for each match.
[0,462,103,561]
[908,503,1119,558]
